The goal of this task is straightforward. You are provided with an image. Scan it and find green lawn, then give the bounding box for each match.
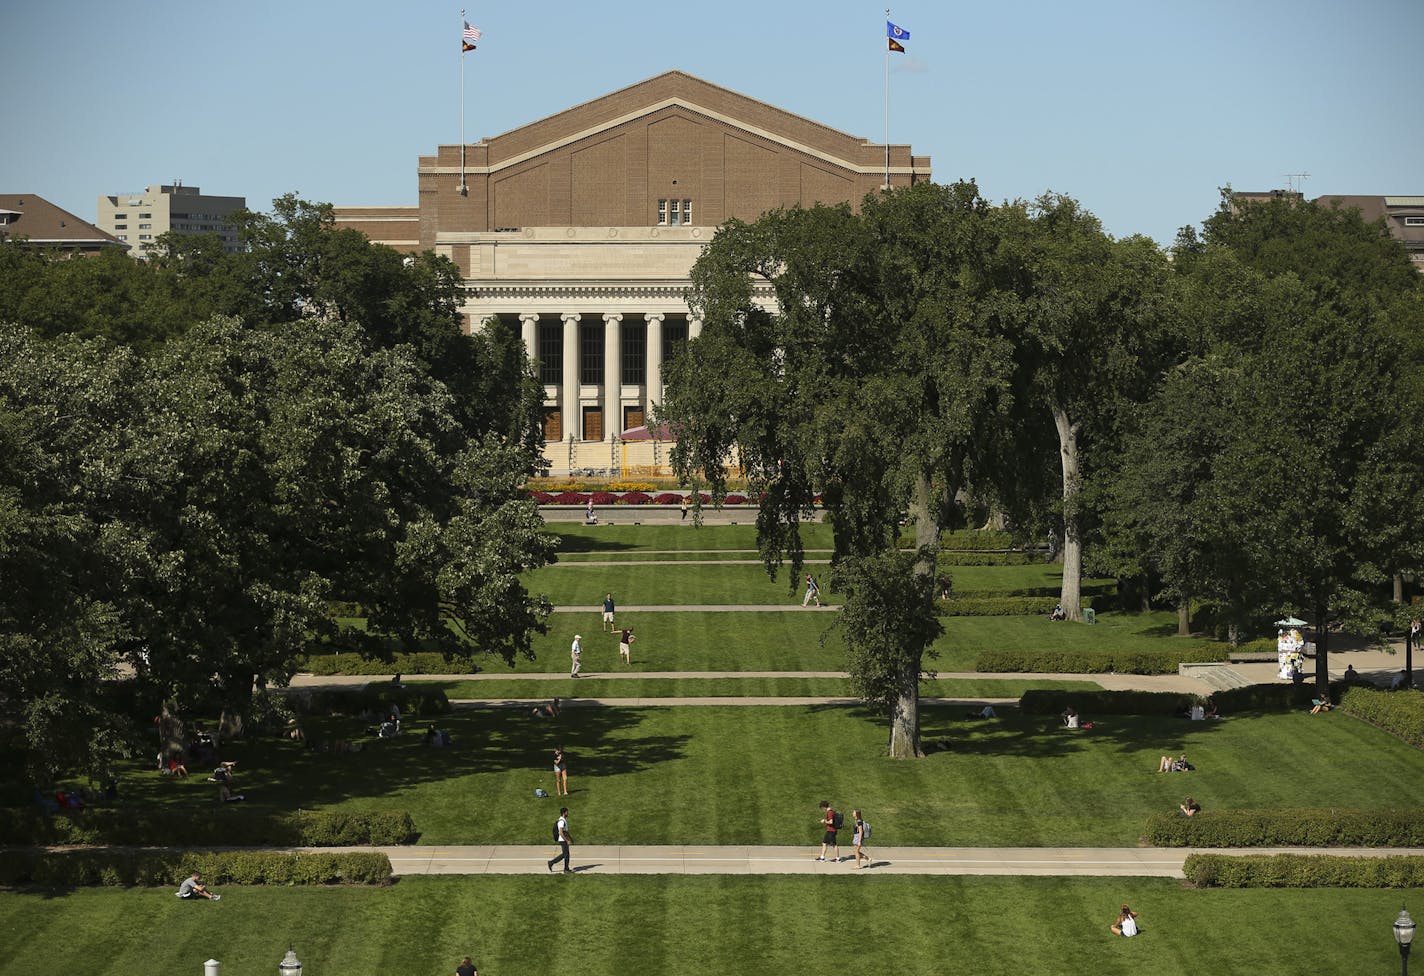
[425,677,1102,699]
[551,522,837,552]
[2,876,1417,976]
[119,707,1424,848]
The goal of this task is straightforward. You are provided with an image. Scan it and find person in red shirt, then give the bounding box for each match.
[815,800,841,862]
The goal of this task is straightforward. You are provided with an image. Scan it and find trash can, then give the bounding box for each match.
[1084,608,1097,624]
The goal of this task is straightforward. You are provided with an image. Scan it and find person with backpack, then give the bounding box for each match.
[547,807,573,873]
[802,574,821,607]
[852,809,872,869]
[815,800,841,862]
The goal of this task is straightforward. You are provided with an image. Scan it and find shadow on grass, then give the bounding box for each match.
[117,706,690,815]
[551,534,641,555]
[919,709,1231,760]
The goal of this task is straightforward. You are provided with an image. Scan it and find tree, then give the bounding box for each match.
[662,182,1016,756]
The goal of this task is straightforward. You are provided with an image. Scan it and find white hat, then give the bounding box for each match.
[574,634,582,640]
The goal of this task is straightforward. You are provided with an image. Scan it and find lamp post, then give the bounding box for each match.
[1396,906,1416,976]
[278,947,303,976]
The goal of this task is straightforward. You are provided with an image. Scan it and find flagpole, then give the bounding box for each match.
[884,8,890,189]
[459,8,468,195]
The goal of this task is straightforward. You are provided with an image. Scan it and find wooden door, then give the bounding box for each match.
[623,406,645,433]
[542,407,562,442]
[582,407,603,441]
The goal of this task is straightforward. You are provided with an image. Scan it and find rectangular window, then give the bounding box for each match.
[117,234,127,240]
[113,213,127,219]
[657,199,668,225]
[138,234,151,240]
[138,223,152,229]
[113,224,127,230]
[663,320,689,362]
[682,199,693,225]
[579,322,604,385]
[1406,216,1424,227]
[621,321,646,385]
[537,323,562,384]
[139,213,151,219]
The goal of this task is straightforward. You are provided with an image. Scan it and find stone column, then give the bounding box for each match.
[603,312,623,441]
[561,312,581,441]
[689,316,703,342]
[519,312,539,364]
[645,312,665,414]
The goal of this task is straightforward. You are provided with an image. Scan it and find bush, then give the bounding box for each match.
[619,491,652,505]
[653,493,683,505]
[529,490,554,504]
[1018,689,1201,715]
[589,491,618,505]
[940,530,1017,551]
[1338,686,1424,749]
[1146,808,1424,848]
[1184,853,1424,888]
[979,646,1219,675]
[0,808,419,847]
[0,849,392,887]
[938,551,1036,567]
[722,494,748,505]
[301,651,464,676]
[1212,682,1324,713]
[551,491,588,505]
[607,482,656,492]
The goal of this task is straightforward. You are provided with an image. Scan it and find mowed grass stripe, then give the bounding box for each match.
[430,677,1100,699]
[2,878,1419,976]
[119,706,1424,848]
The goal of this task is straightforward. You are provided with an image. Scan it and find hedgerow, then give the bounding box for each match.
[1146,808,1424,848]
[0,849,392,887]
[1184,853,1424,888]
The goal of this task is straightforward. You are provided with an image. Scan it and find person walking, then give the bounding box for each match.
[553,745,569,796]
[802,574,821,608]
[570,634,582,678]
[852,809,871,869]
[680,496,689,521]
[815,800,841,862]
[602,593,616,632]
[619,625,635,665]
[455,955,478,976]
[547,806,573,873]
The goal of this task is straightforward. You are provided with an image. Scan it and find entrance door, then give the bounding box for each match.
[542,407,562,442]
[623,405,645,433]
[582,406,603,441]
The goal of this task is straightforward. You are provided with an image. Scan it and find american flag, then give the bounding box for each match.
[463,22,482,41]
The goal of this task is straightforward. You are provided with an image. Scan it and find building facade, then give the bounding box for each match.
[336,71,930,453]
[96,183,245,259]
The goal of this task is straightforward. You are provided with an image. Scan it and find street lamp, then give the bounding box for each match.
[278,947,303,976]
[1396,906,1416,976]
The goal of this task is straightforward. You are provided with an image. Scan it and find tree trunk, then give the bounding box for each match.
[1140,578,1152,613]
[1177,599,1191,637]
[1052,404,1083,621]
[886,471,940,759]
[158,702,185,766]
[1394,572,1405,605]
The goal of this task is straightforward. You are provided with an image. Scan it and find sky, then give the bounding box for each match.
[3,0,1421,247]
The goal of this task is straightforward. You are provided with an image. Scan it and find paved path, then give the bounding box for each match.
[310,844,1424,878]
[551,604,838,612]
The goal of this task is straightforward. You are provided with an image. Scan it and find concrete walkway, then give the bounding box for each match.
[312,844,1424,878]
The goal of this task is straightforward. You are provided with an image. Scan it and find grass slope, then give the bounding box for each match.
[1,876,1417,976]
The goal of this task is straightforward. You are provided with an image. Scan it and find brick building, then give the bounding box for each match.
[336,71,930,450]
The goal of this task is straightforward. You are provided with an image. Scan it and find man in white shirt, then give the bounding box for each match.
[570,635,582,678]
[547,808,573,874]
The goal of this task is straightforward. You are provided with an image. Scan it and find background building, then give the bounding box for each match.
[336,71,930,468]
[96,183,245,259]
[1315,195,1424,273]
[0,193,124,255]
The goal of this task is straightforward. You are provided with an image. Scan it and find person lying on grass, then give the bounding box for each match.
[1157,753,1192,773]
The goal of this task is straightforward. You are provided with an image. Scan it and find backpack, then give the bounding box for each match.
[832,810,844,830]
[860,820,871,840]
[552,821,562,842]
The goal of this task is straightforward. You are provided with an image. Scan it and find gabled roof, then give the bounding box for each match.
[0,194,125,249]
[465,70,912,176]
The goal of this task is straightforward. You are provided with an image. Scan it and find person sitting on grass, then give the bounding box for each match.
[1179,795,1201,818]
[1157,753,1192,773]
[1062,705,1080,729]
[176,871,220,901]
[1049,604,1067,621]
[1310,693,1332,714]
[1110,904,1139,937]
[213,762,245,802]
[532,697,561,718]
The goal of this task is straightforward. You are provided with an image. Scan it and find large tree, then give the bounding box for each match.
[662,182,1014,757]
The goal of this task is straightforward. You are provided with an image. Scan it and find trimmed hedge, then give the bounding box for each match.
[942,596,1097,617]
[1019,689,1201,715]
[302,651,464,676]
[1184,853,1424,888]
[940,530,1016,551]
[0,808,418,848]
[979,646,1220,675]
[1145,809,1424,848]
[1338,686,1424,749]
[1211,682,1325,713]
[937,551,1037,567]
[0,849,392,887]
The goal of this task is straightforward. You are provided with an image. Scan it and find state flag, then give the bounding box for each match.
[887,21,909,52]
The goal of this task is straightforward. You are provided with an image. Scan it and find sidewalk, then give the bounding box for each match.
[309,844,1424,878]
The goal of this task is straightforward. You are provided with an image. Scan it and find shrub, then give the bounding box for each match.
[301,651,464,677]
[0,849,392,887]
[619,491,652,505]
[1212,682,1324,713]
[722,494,748,505]
[1146,808,1424,848]
[1018,689,1201,715]
[589,491,618,505]
[940,530,1017,551]
[653,493,683,505]
[942,597,1079,617]
[1184,853,1424,888]
[607,482,657,492]
[938,551,1036,567]
[529,490,554,504]
[1338,686,1424,749]
[978,646,1219,675]
[0,808,419,847]
[551,491,587,505]
[1231,637,1280,657]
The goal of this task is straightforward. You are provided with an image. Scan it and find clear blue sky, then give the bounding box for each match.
[4,0,1420,246]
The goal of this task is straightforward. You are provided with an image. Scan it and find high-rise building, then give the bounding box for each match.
[96,183,245,259]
